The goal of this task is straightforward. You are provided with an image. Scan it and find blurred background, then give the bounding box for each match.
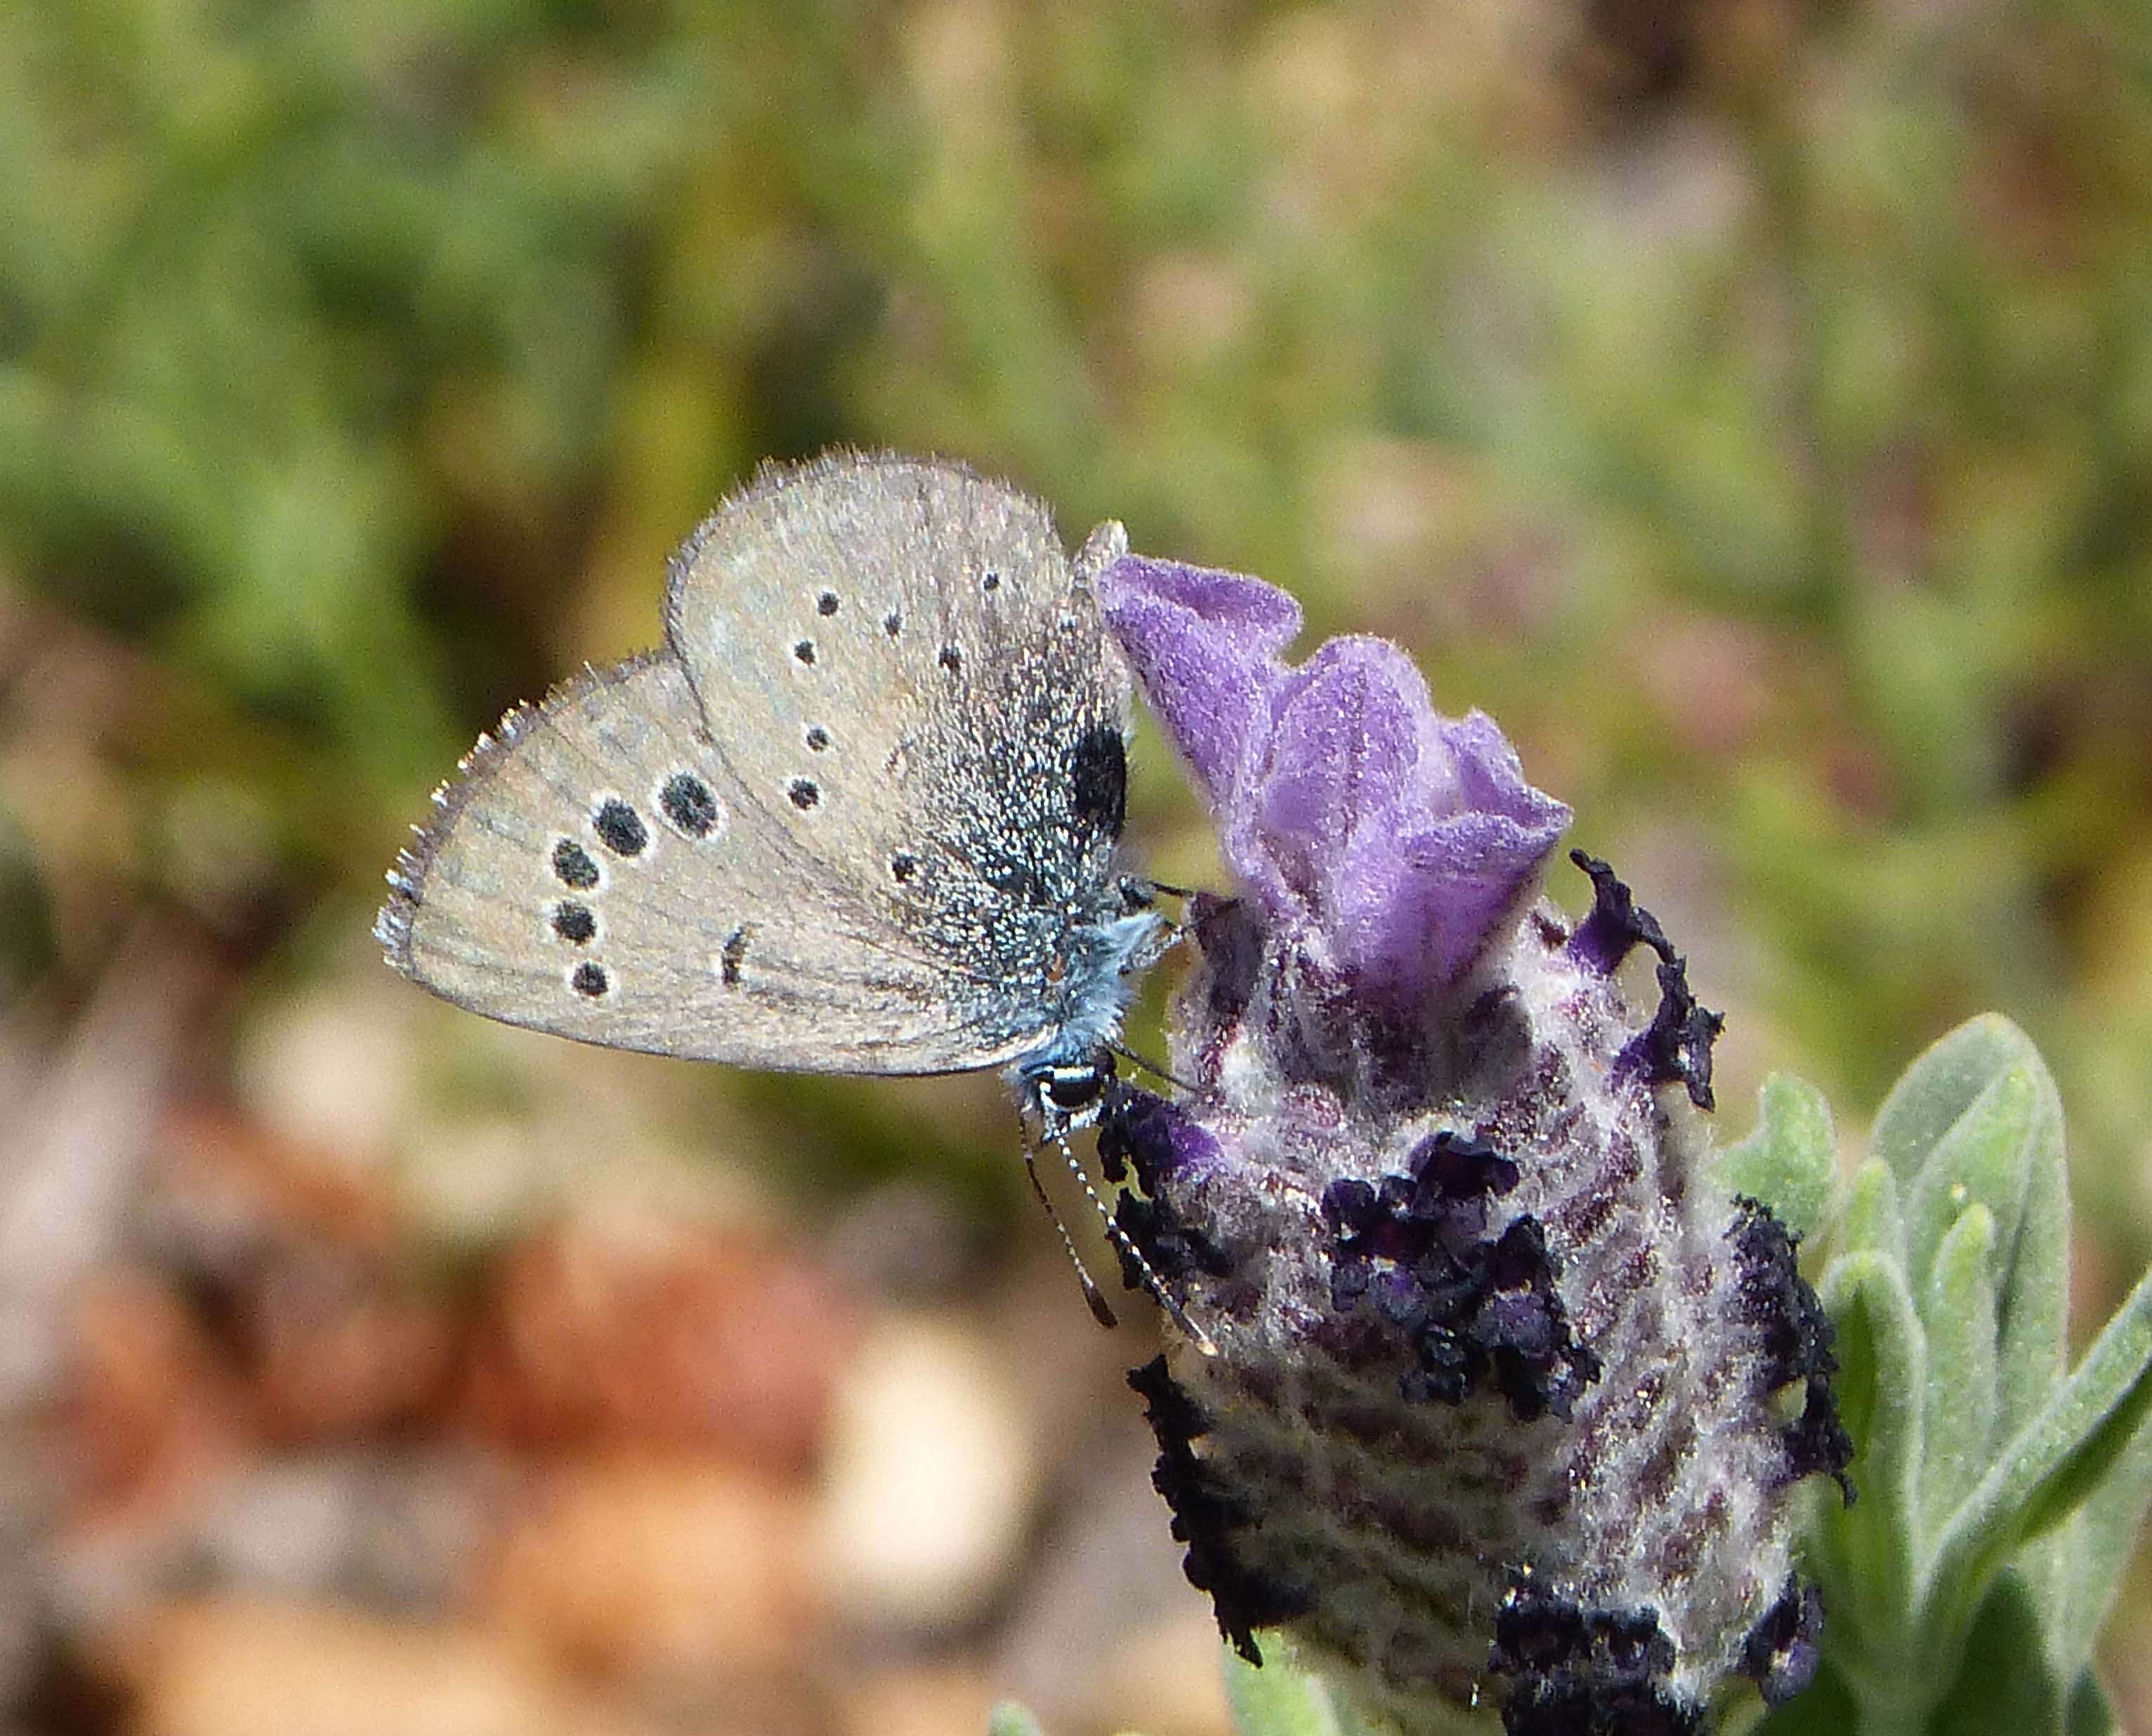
[4,0,2151,1731]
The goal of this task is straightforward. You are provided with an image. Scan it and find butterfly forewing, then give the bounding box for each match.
[378,652,1038,1072]
[662,454,1138,1032]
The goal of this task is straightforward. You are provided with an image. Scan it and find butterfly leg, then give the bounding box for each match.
[1036,1113,1219,1359]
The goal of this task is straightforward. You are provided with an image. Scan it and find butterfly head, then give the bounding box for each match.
[1017,1048,1119,1131]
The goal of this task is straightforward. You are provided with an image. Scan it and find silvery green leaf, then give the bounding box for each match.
[1838,1157,1905,1268]
[1920,1261,2152,1672]
[2035,1388,2152,1681]
[1922,1570,2066,1736]
[988,1703,1048,1736]
[1717,1072,1839,1243]
[1868,1014,2045,1187]
[2066,1670,2118,1736]
[1817,1249,1927,1654]
[1898,1063,2035,1310]
[1867,1016,2068,1434]
[1223,1648,1440,1736]
[1921,1203,2000,1533]
[1993,1051,2068,1439]
[1745,1660,1858,1736]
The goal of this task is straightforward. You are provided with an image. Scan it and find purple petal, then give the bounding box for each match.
[1342,808,1573,988]
[1095,555,1301,803]
[1101,551,1570,1001]
[1254,638,1419,912]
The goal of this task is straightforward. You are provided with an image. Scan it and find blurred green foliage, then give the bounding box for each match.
[3,0,2151,1266]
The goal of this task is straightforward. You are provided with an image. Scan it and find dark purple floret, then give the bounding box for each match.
[1129,1355,1313,1664]
[1098,1090,1238,1291]
[1097,1086,1222,1191]
[1321,1177,1382,1233]
[1568,849,1672,974]
[1637,955,1726,1112]
[1738,1577,1825,1707]
[1784,1379,1858,1499]
[1568,852,1725,1111]
[1731,1200,1837,1387]
[1731,1199,1855,1500]
[1322,1134,1599,1423]
[1412,1130,1523,1209]
[1489,1588,1700,1736]
[1113,1190,1233,1290]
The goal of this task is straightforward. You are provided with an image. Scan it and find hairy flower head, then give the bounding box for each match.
[1095,555,1848,1735]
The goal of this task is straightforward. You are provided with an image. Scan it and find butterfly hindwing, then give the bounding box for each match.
[378,651,1039,1072]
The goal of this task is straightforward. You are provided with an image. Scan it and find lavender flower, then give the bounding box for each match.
[1094,556,1850,1735]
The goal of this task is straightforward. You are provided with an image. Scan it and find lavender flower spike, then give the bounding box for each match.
[1094,554,1850,1735]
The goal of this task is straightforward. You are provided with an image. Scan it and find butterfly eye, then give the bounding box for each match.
[1038,1057,1115,1112]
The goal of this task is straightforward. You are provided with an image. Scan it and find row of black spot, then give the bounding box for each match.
[791,631,966,675]
[805,573,998,621]
[787,582,978,889]
[545,771,725,1000]
[549,779,719,881]
[791,568,1004,676]
[545,776,720,905]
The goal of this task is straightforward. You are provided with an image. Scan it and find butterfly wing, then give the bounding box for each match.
[378,652,1039,1072]
[661,453,1139,1041]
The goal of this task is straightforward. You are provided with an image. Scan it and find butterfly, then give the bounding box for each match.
[377,450,1172,1131]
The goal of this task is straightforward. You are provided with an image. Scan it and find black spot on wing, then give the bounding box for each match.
[660,772,719,838]
[570,961,610,997]
[553,839,601,889]
[1070,722,1129,841]
[552,902,596,945]
[593,799,648,857]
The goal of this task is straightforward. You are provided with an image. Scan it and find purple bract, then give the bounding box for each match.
[1096,556,1571,1004]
